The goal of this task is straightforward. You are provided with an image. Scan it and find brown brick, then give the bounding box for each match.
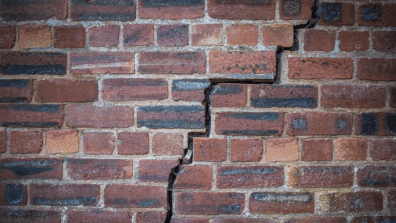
[136,211,166,223]
[0,26,16,49]
[304,29,335,52]
[193,138,227,162]
[357,58,396,81]
[357,166,396,187]
[35,79,98,103]
[214,218,276,223]
[0,184,27,206]
[66,210,131,223]
[192,24,223,46]
[88,25,119,47]
[10,130,42,154]
[70,0,135,21]
[339,31,369,52]
[54,26,85,48]
[0,79,32,103]
[117,132,149,155]
[389,190,396,212]
[301,138,333,161]
[157,24,188,46]
[104,185,167,208]
[319,191,383,212]
[392,87,396,108]
[123,24,153,46]
[0,158,62,180]
[358,4,396,27]
[139,160,178,182]
[211,83,247,108]
[208,0,275,20]
[0,131,6,153]
[172,79,210,102]
[373,31,396,53]
[262,24,293,47]
[289,166,354,188]
[230,138,263,162]
[152,133,184,156]
[174,165,212,190]
[266,138,299,162]
[46,129,79,154]
[139,52,205,74]
[19,25,51,49]
[0,209,61,223]
[227,25,258,46]
[83,132,114,155]
[370,138,396,160]
[66,105,134,128]
[0,0,67,21]
[177,192,245,215]
[286,112,353,136]
[288,57,353,79]
[351,216,396,223]
[67,158,133,180]
[172,218,209,223]
[355,113,396,136]
[335,138,367,161]
[102,78,167,101]
[138,0,204,19]
[285,216,347,223]
[319,3,355,26]
[30,184,99,206]
[280,0,314,20]
[250,192,314,214]
[217,165,283,189]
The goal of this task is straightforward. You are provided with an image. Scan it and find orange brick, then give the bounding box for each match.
[46,129,79,154]
[152,133,184,156]
[262,24,293,47]
[335,138,367,161]
[227,25,258,46]
[266,138,299,162]
[194,138,227,162]
[191,24,223,46]
[19,25,51,49]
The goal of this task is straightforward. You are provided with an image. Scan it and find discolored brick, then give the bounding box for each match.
[10,130,42,154]
[19,25,51,49]
[0,158,62,180]
[123,24,153,46]
[335,138,367,160]
[117,132,149,155]
[280,0,314,20]
[83,132,114,155]
[0,26,16,49]
[230,138,263,162]
[266,138,299,162]
[88,25,119,47]
[157,24,188,46]
[172,79,210,102]
[1,81,36,102]
[70,0,136,21]
[373,31,396,53]
[192,24,223,46]
[357,58,396,81]
[152,133,184,156]
[370,138,396,160]
[358,4,396,27]
[289,166,354,188]
[139,0,204,19]
[136,211,166,223]
[262,24,293,47]
[66,210,131,223]
[319,191,383,212]
[227,25,258,46]
[138,160,178,182]
[250,192,314,214]
[301,138,333,161]
[0,184,27,206]
[319,3,355,26]
[211,83,247,108]
[46,129,79,154]
[285,216,347,223]
[0,131,6,153]
[357,166,396,187]
[172,218,210,223]
[389,190,396,212]
[194,138,227,162]
[339,31,369,52]
[0,0,67,21]
[208,0,275,20]
[0,209,61,223]
[288,57,353,79]
[392,87,396,108]
[214,218,276,223]
[54,26,86,48]
[355,113,396,136]
[174,165,212,190]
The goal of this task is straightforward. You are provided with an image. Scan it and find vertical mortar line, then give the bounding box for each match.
[226,137,231,163]
[212,164,217,192]
[15,24,20,50]
[368,30,373,51]
[41,130,46,154]
[119,22,124,50]
[245,84,251,107]
[332,135,336,162]
[317,83,322,110]
[385,86,390,109]
[153,24,158,46]
[167,78,172,101]
[383,189,389,215]
[134,51,139,75]
[262,138,266,162]
[188,23,192,46]
[113,129,119,155]
[6,128,11,154]
[257,23,263,48]
[148,131,153,155]
[275,0,280,20]
[51,26,55,48]
[352,57,358,80]
[133,106,138,128]
[99,184,106,208]
[298,137,302,161]
[78,128,84,155]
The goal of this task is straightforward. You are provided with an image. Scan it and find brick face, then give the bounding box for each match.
[304,29,336,52]
[0,26,16,49]
[19,25,51,49]
[46,129,79,154]
[227,25,258,46]
[10,130,43,154]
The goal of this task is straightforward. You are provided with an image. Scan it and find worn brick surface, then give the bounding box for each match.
[138,160,178,182]
[0,184,27,206]
[319,192,383,212]
[211,83,247,107]
[288,57,353,79]
[304,29,335,52]
[0,209,61,223]
[70,0,136,21]
[319,3,355,26]
[208,0,275,20]
[266,138,299,162]
[0,26,16,49]
[117,132,149,155]
[301,138,333,161]
[157,24,188,47]
[357,4,396,27]
[373,31,396,53]
[0,0,67,21]
[262,24,293,47]
[357,58,396,81]
[54,26,86,48]
[339,31,369,52]
[172,79,210,102]
[0,158,62,180]
[174,165,212,190]
[88,25,119,47]
[138,0,204,19]
[227,25,258,46]
[0,79,32,102]
[355,113,396,136]
[250,192,315,214]
[152,133,184,156]
[194,138,227,162]
[123,24,153,46]
[10,130,42,154]
[46,129,79,154]
[357,166,396,187]
[370,138,396,160]
[230,138,263,162]
[83,132,115,155]
[66,210,131,223]
[335,138,367,161]
[289,166,354,188]
[19,25,51,49]
[192,24,223,46]
[280,0,314,20]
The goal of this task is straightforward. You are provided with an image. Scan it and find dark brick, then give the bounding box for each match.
[392,87,396,108]
[301,138,333,161]
[0,26,16,49]
[319,3,355,26]
[70,0,136,21]
[88,25,119,47]
[194,138,227,162]
[358,4,396,27]
[157,24,188,46]
[250,192,314,214]
[0,209,61,223]
[357,58,396,81]
[0,184,27,206]
[214,218,276,223]
[288,57,353,79]
[373,31,396,53]
[357,166,396,187]
[174,165,212,190]
[123,24,153,46]
[0,158,62,180]
[289,166,354,188]
[54,26,86,48]
[355,113,396,136]
[139,0,204,19]
[117,132,149,155]
[0,0,67,20]
[0,131,5,153]
[66,210,131,223]
[319,191,383,212]
[172,218,209,223]
[208,0,275,20]
[352,216,396,223]
[0,79,32,102]
[138,160,178,182]
[280,0,314,20]
[172,79,210,102]
[10,130,42,154]
[136,211,166,223]
[389,190,396,212]
[370,138,396,160]
[211,83,247,108]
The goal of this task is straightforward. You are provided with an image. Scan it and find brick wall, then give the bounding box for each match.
[0,0,395,223]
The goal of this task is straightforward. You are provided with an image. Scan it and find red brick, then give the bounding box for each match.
[214,218,276,223]
[172,79,210,102]
[19,25,51,49]
[35,79,98,103]
[46,129,79,154]
[370,138,396,160]
[117,132,149,155]
[192,24,223,46]
[70,0,135,21]
[250,192,314,214]
[174,165,212,190]
[217,165,283,189]
[66,105,134,128]
[289,166,354,188]
[54,26,86,48]
[335,138,367,161]
[321,85,386,108]
[288,57,353,79]
[227,25,258,46]
[301,138,333,161]
[0,158,62,180]
[172,218,209,223]
[280,0,314,20]
[0,26,16,49]
[0,105,62,128]
[0,131,6,153]
[83,132,114,155]
[138,160,178,182]
[123,24,153,46]
[230,138,263,162]
[0,0,67,21]
[211,83,247,108]
[351,216,396,223]
[136,211,166,223]
[251,85,318,108]
[304,29,335,52]
[208,0,275,20]
[358,4,396,27]
[266,138,299,162]
[88,25,119,47]
[67,158,133,180]
[357,165,396,187]
[70,52,134,75]
[285,216,347,223]
[262,24,293,47]
[319,191,383,212]
[102,78,167,101]
[10,130,42,154]
[152,133,184,156]
[104,185,167,208]
[138,0,203,19]
[157,24,188,46]
[286,112,353,136]
[357,58,396,81]
[0,209,61,223]
[30,184,99,206]
[392,87,396,108]
[193,138,227,162]
[66,210,131,223]
[389,190,396,212]
[339,31,369,52]
[319,3,355,26]
[0,79,32,103]
[355,113,396,136]
[177,192,245,215]
[0,184,27,206]
[373,31,396,53]
[139,52,205,74]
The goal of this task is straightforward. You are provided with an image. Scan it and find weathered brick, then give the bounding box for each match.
[289,166,354,188]
[358,4,396,27]
[139,160,178,182]
[357,166,396,187]
[339,31,369,52]
[193,138,227,162]
[230,138,263,162]
[30,184,99,206]
[0,26,16,49]
[285,216,347,223]
[355,113,396,136]
[301,138,333,161]
[136,211,166,223]
[208,0,275,20]
[266,138,299,162]
[0,209,61,223]
[262,24,293,47]
[172,218,209,223]
[288,57,353,79]
[0,52,67,75]
[370,138,396,160]
[392,87,396,108]
[250,192,314,214]
[152,133,184,156]
[102,78,167,101]
[157,24,188,46]
[373,31,396,53]
[138,0,204,19]
[214,218,276,223]
[0,79,32,102]
[192,24,223,46]
[319,3,355,26]
[177,192,245,215]
[88,25,119,47]
[46,129,79,154]
[319,191,383,212]
[335,138,367,161]
[227,25,258,46]
[104,185,167,208]
[18,25,51,49]
[0,158,62,180]
[0,131,6,153]
[304,29,336,52]
[35,79,98,102]
[10,130,42,154]
[137,105,205,129]
[70,52,134,75]
[280,0,314,20]
[174,165,212,190]
[0,184,27,206]
[139,52,205,74]
[67,158,133,180]
[389,190,396,212]
[83,132,114,155]
[66,105,134,128]
[66,210,131,223]
[217,165,283,189]
[117,132,149,155]
[211,83,247,108]
[357,58,396,81]
[123,24,153,46]
[351,216,396,223]
[70,0,136,21]
[286,112,353,135]
[0,0,67,21]
[172,79,210,102]
[54,26,86,48]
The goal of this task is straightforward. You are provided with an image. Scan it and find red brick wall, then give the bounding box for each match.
[0,0,395,222]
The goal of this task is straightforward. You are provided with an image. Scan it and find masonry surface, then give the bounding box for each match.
[0,0,396,223]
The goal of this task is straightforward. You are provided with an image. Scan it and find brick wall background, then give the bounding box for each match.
[0,0,395,222]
